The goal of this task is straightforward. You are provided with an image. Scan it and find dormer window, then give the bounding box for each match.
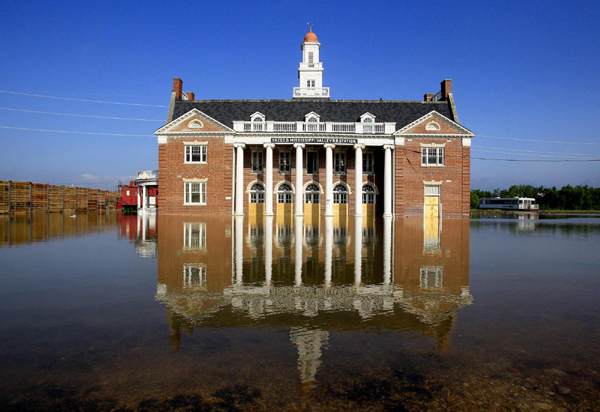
[250,112,265,132]
[360,112,376,123]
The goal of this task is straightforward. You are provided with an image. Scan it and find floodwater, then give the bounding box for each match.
[0,212,599,411]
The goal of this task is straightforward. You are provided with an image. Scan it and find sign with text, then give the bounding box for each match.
[271,137,358,145]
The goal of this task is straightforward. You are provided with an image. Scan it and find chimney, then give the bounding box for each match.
[424,93,434,102]
[441,79,452,100]
[173,77,183,100]
[187,91,195,101]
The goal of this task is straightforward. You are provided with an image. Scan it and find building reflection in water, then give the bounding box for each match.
[150,214,472,389]
[0,211,119,247]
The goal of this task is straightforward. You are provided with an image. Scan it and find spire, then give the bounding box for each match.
[293,26,330,99]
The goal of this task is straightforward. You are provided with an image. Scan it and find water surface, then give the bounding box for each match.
[0,212,599,411]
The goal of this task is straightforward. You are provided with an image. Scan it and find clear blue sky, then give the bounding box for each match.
[1,0,598,190]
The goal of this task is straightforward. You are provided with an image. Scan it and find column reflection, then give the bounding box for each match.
[155,215,472,387]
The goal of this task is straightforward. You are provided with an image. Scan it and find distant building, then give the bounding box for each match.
[155,28,473,218]
[118,170,158,213]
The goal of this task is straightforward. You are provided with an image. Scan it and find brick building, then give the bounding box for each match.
[155,28,474,219]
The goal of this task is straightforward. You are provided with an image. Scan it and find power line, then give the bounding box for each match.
[472,145,596,158]
[471,148,597,159]
[477,134,600,146]
[0,107,163,121]
[0,90,168,108]
[472,157,600,162]
[0,125,151,137]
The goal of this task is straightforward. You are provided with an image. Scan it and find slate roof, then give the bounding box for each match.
[170,99,454,131]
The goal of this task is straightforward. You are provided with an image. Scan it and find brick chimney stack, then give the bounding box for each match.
[173,78,183,100]
[424,93,434,102]
[441,79,452,100]
[187,91,195,101]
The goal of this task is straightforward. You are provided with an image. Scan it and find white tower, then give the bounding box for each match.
[293,26,330,99]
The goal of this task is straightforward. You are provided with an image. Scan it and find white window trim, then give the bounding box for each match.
[183,222,207,250]
[421,145,445,167]
[184,143,208,164]
[183,178,208,206]
[183,263,207,288]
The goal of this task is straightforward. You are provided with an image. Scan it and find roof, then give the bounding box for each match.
[171,99,455,131]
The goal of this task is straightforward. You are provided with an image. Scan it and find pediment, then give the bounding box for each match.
[155,109,233,134]
[395,111,474,136]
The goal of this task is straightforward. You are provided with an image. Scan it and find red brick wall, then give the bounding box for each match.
[394,138,469,217]
[158,136,233,214]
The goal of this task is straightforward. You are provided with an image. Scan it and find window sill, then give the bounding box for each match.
[184,161,208,165]
[183,203,207,206]
[421,164,445,167]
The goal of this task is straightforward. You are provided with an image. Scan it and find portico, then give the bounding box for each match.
[231,139,393,221]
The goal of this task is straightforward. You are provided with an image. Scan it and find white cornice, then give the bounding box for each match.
[394,111,474,137]
[155,108,234,135]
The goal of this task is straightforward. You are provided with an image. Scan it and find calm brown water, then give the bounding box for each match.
[0,212,599,411]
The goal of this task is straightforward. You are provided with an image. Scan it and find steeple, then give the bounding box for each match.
[293,25,330,99]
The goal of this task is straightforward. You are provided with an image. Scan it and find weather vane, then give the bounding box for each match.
[307,22,313,31]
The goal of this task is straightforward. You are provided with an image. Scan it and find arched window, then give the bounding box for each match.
[277,183,293,204]
[363,117,373,123]
[305,183,320,204]
[333,184,348,204]
[363,184,376,204]
[249,182,265,203]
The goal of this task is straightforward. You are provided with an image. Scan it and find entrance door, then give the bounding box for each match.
[424,184,440,218]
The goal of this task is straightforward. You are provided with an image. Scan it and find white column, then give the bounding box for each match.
[383,216,392,284]
[142,185,147,212]
[235,215,244,285]
[354,144,364,217]
[324,216,333,287]
[324,144,335,217]
[234,144,245,216]
[294,144,304,216]
[383,145,394,218]
[294,216,303,286]
[137,187,141,210]
[265,216,273,287]
[354,216,363,287]
[264,143,275,216]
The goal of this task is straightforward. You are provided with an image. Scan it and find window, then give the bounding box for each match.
[306,151,318,174]
[183,264,206,288]
[305,183,320,204]
[126,190,130,196]
[183,222,206,250]
[308,52,314,65]
[333,184,348,204]
[424,185,441,196]
[334,151,346,174]
[363,152,374,174]
[363,184,375,204]
[420,266,443,289]
[279,151,291,174]
[277,183,293,204]
[249,182,265,203]
[251,150,264,173]
[252,116,264,131]
[185,145,207,163]
[307,79,315,88]
[184,182,206,205]
[363,117,373,133]
[421,147,444,166]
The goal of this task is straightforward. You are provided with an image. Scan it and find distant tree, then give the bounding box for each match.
[471,184,600,210]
